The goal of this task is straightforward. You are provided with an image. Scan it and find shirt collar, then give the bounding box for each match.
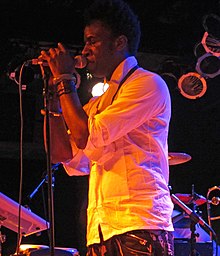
[105,56,138,87]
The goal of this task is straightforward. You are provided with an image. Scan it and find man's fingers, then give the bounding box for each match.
[58,42,67,53]
[40,50,50,60]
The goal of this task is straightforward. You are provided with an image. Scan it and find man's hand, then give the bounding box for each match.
[40,42,76,77]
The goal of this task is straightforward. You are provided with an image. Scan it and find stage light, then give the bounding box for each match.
[196,52,220,79]
[91,82,109,97]
[178,72,207,100]
[201,31,220,58]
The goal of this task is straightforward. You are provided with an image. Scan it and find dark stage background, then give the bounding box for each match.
[0,1,220,255]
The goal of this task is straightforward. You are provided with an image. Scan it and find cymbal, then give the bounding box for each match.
[168,152,192,165]
[175,193,207,206]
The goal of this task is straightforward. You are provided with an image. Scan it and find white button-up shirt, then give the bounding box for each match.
[63,56,174,246]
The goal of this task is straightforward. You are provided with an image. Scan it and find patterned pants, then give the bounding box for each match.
[87,229,174,256]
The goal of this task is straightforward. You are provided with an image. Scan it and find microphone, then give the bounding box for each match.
[26,55,87,69]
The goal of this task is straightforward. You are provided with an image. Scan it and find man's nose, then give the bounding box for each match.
[82,43,91,57]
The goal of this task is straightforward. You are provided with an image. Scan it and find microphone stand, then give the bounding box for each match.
[0,225,6,256]
[27,163,60,200]
[40,64,55,256]
[189,184,198,256]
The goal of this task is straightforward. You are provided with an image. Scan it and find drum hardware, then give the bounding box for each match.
[208,196,220,206]
[175,193,207,207]
[171,191,217,256]
[168,152,192,165]
[206,186,220,240]
[172,210,188,225]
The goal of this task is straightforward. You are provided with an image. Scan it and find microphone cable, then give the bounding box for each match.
[15,61,26,255]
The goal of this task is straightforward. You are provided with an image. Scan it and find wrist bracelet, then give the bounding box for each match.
[53,73,77,85]
[40,109,62,117]
[57,80,77,97]
[49,111,62,117]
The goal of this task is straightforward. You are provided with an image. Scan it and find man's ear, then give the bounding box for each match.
[115,35,128,51]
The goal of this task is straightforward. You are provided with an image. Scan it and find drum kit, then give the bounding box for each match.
[168,152,219,256]
[0,152,217,256]
[168,152,192,166]
[168,152,208,229]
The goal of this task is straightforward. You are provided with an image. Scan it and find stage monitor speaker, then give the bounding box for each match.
[18,245,79,256]
[174,240,213,256]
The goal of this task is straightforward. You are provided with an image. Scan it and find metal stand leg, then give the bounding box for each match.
[189,221,199,256]
[0,226,6,256]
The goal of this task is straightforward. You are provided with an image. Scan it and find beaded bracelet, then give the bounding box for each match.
[53,73,77,86]
[57,79,77,97]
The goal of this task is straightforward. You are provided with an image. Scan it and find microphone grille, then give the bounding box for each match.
[74,55,87,69]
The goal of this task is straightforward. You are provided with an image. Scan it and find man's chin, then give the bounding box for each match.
[87,66,104,79]
[87,63,95,74]
[91,73,105,79]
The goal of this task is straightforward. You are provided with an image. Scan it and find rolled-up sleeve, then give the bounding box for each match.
[62,137,90,176]
[83,72,170,163]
